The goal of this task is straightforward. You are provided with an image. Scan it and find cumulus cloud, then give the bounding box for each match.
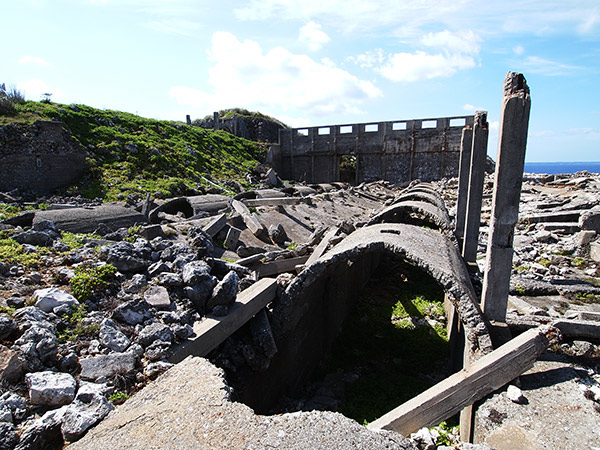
[421,30,480,54]
[169,31,381,116]
[463,104,485,112]
[349,29,479,82]
[376,51,475,82]
[299,21,330,51]
[513,45,525,55]
[18,56,51,67]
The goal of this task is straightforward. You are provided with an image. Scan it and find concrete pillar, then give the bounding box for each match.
[213,112,219,130]
[455,127,473,245]
[481,72,531,323]
[461,111,489,264]
[185,115,191,125]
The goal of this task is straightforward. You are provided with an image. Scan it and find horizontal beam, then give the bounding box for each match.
[168,278,277,363]
[368,327,553,436]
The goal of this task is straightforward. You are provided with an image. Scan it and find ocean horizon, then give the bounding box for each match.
[523,161,600,175]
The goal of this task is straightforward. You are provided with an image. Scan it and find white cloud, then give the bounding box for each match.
[18,56,51,67]
[377,51,475,82]
[346,49,385,69]
[17,79,53,100]
[513,45,525,55]
[421,30,480,54]
[299,21,330,51]
[520,56,582,76]
[169,31,381,116]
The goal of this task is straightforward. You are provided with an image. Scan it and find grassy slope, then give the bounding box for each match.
[1,101,265,201]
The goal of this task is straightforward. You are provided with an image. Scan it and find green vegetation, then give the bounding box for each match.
[286,242,298,251]
[0,238,49,267]
[124,225,141,243]
[0,305,16,316]
[315,258,449,424]
[60,231,100,250]
[109,391,130,404]
[57,304,100,342]
[198,108,288,129]
[0,83,25,116]
[571,257,585,267]
[515,284,525,295]
[538,257,552,268]
[1,101,267,201]
[574,292,600,304]
[70,264,117,301]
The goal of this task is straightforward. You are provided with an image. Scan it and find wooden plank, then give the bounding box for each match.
[368,327,552,436]
[168,278,277,363]
[254,255,309,278]
[232,199,266,237]
[203,213,227,238]
[305,226,339,266]
[243,197,304,207]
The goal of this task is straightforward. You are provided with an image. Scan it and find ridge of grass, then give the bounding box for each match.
[1,101,267,201]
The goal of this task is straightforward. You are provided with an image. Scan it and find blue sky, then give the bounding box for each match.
[3,0,599,162]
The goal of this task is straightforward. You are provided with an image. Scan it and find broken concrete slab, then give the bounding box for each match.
[68,357,414,450]
[367,200,452,234]
[32,204,146,234]
[231,199,267,238]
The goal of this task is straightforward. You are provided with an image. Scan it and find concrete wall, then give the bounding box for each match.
[274,115,477,184]
[0,121,88,193]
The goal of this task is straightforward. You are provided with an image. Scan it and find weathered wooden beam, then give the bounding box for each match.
[368,327,553,436]
[168,278,277,363]
[305,226,339,266]
[253,255,309,278]
[243,197,304,207]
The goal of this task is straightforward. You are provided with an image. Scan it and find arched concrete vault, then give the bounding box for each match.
[367,200,453,236]
[240,223,491,412]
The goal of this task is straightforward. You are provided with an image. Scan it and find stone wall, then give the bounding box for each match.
[0,121,88,193]
[272,115,478,185]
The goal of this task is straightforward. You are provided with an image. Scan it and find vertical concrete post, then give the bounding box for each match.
[455,127,473,245]
[461,111,489,264]
[481,72,531,323]
[185,115,191,126]
[213,112,219,131]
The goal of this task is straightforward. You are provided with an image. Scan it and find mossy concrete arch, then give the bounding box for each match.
[238,223,492,412]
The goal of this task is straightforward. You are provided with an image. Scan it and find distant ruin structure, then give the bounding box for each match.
[0,121,87,193]
[270,115,481,185]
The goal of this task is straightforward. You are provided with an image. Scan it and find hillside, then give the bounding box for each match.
[0,101,267,201]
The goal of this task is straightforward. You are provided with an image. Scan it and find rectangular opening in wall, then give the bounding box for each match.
[392,122,407,130]
[297,129,309,136]
[450,118,466,127]
[365,124,378,132]
[318,127,331,135]
[422,120,437,129]
[339,125,353,134]
[339,154,357,184]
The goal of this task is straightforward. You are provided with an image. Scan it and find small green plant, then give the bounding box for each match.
[286,242,298,251]
[60,231,100,250]
[538,258,552,268]
[70,264,117,301]
[0,305,16,316]
[57,304,100,342]
[571,257,585,267]
[125,225,142,243]
[515,285,525,295]
[0,238,47,267]
[109,391,129,404]
[575,292,600,304]
[514,265,529,272]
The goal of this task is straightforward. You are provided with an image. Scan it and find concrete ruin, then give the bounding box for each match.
[270,115,477,185]
[0,121,88,193]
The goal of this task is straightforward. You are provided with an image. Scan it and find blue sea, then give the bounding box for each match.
[523,162,600,175]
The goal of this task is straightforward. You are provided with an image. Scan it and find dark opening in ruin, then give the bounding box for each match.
[212,254,451,425]
[339,154,357,184]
